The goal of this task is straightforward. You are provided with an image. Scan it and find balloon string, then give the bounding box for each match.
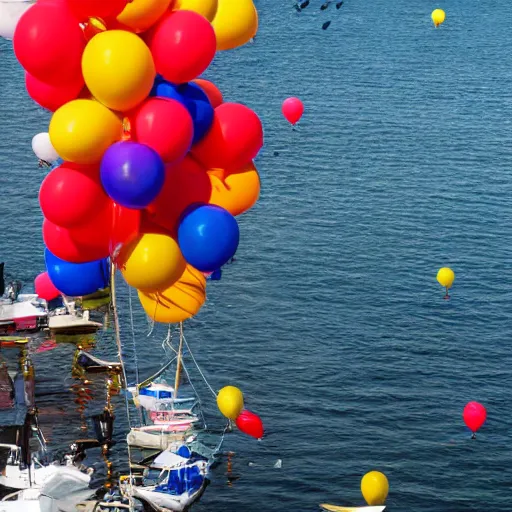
[122,118,132,141]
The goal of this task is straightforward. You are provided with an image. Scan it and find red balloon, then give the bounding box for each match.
[13,2,85,85]
[26,72,84,112]
[130,98,194,163]
[236,410,264,439]
[191,103,263,171]
[34,272,61,301]
[463,401,487,434]
[193,79,223,108]
[145,10,216,84]
[111,202,141,258]
[147,156,212,235]
[43,208,112,263]
[39,163,109,228]
[65,0,128,21]
[282,97,304,125]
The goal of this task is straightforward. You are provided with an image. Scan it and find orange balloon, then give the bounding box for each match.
[193,78,223,108]
[138,264,206,323]
[208,161,260,216]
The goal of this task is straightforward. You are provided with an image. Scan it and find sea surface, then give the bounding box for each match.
[1,0,512,510]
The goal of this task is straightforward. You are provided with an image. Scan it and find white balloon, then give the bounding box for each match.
[0,2,34,41]
[32,133,60,163]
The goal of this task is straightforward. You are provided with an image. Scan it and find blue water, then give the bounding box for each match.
[2,0,512,510]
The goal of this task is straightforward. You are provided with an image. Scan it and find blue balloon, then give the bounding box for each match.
[100,141,165,209]
[152,77,214,144]
[178,205,239,273]
[45,249,109,297]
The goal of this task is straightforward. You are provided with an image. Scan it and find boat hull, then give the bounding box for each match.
[133,481,206,512]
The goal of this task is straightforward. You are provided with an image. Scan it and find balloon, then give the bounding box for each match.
[13,2,85,85]
[192,78,223,108]
[208,162,260,216]
[178,204,239,272]
[66,0,128,21]
[217,386,244,420]
[45,249,109,297]
[431,9,446,28]
[34,272,61,301]
[436,267,455,289]
[130,98,194,161]
[111,202,141,257]
[148,157,212,234]
[138,264,206,323]
[100,141,165,209]
[43,209,112,263]
[39,163,109,228]
[49,99,123,164]
[211,0,258,51]
[82,30,155,112]
[145,10,216,84]
[192,103,263,171]
[118,233,186,292]
[172,0,218,21]
[151,79,214,144]
[282,97,304,125]
[117,0,172,32]
[32,133,60,163]
[25,72,84,112]
[463,401,487,434]
[361,471,389,506]
[236,410,264,439]
[0,1,32,41]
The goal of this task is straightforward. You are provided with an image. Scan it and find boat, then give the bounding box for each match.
[47,298,102,335]
[74,351,122,374]
[0,284,48,334]
[319,505,386,512]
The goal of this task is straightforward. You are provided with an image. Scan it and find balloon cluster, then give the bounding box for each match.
[15,0,262,322]
[217,385,264,439]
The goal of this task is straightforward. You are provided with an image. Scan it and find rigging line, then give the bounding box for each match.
[127,286,142,425]
[161,324,173,354]
[181,361,207,429]
[183,334,217,399]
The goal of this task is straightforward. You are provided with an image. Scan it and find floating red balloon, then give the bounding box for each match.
[34,272,61,301]
[13,2,85,85]
[65,0,128,21]
[193,79,224,108]
[147,156,212,235]
[39,163,109,229]
[463,401,487,434]
[236,410,264,439]
[130,98,194,163]
[282,97,304,125]
[145,10,216,84]
[191,103,263,171]
[26,73,84,112]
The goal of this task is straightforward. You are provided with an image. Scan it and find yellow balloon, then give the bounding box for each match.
[361,471,389,506]
[437,267,455,289]
[173,0,218,21]
[119,233,186,292]
[431,9,446,27]
[211,0,258,51]
[82,30,155,112]
[217,386,244,420]
[49,99,123,164]
[117,0,172,33]
[138,265,206,323]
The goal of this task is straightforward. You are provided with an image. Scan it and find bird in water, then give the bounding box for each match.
[336,1,343,8]
[320,1,331,10]
[322,20,331,30]
[299,0,310,9]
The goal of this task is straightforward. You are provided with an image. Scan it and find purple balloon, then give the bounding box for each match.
[100,141,165,209]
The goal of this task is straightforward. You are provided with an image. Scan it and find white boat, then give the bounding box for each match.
[128,381,196,412]
[0,294,48,333]
[127,427,197,451]
[0,0,34,41]
[47,300,102,335]
[320,505,386,512]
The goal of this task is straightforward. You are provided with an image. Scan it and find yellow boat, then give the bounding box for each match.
[320,505,386,512]
[0,336,29,347]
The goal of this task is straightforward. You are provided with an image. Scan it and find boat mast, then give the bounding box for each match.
[173,322,184,399]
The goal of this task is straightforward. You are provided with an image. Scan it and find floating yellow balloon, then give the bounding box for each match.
[208,162,260,216]
[138,265,206,323]
[119,233,186,292]
[82,30,155,112]
[117,0,173,32]
[217,386,244,420]
[437,267,455,297]
[431,8,446,28]
[173,0,218,21]
[49,99,123,164]
[361,471,389,506]
[211,0,258,51]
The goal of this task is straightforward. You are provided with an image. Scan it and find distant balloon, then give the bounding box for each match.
[361,471,389,506]
[236,410,264,439]
[282,97,304,125]
[463,401,486,437]
[217,385,244,420]
[32,133,60,164]
[437,267,455,298]
[431,8,445,27]
[34,271,61,302]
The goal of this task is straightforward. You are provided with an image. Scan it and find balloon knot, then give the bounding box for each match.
[122,118,132,141]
